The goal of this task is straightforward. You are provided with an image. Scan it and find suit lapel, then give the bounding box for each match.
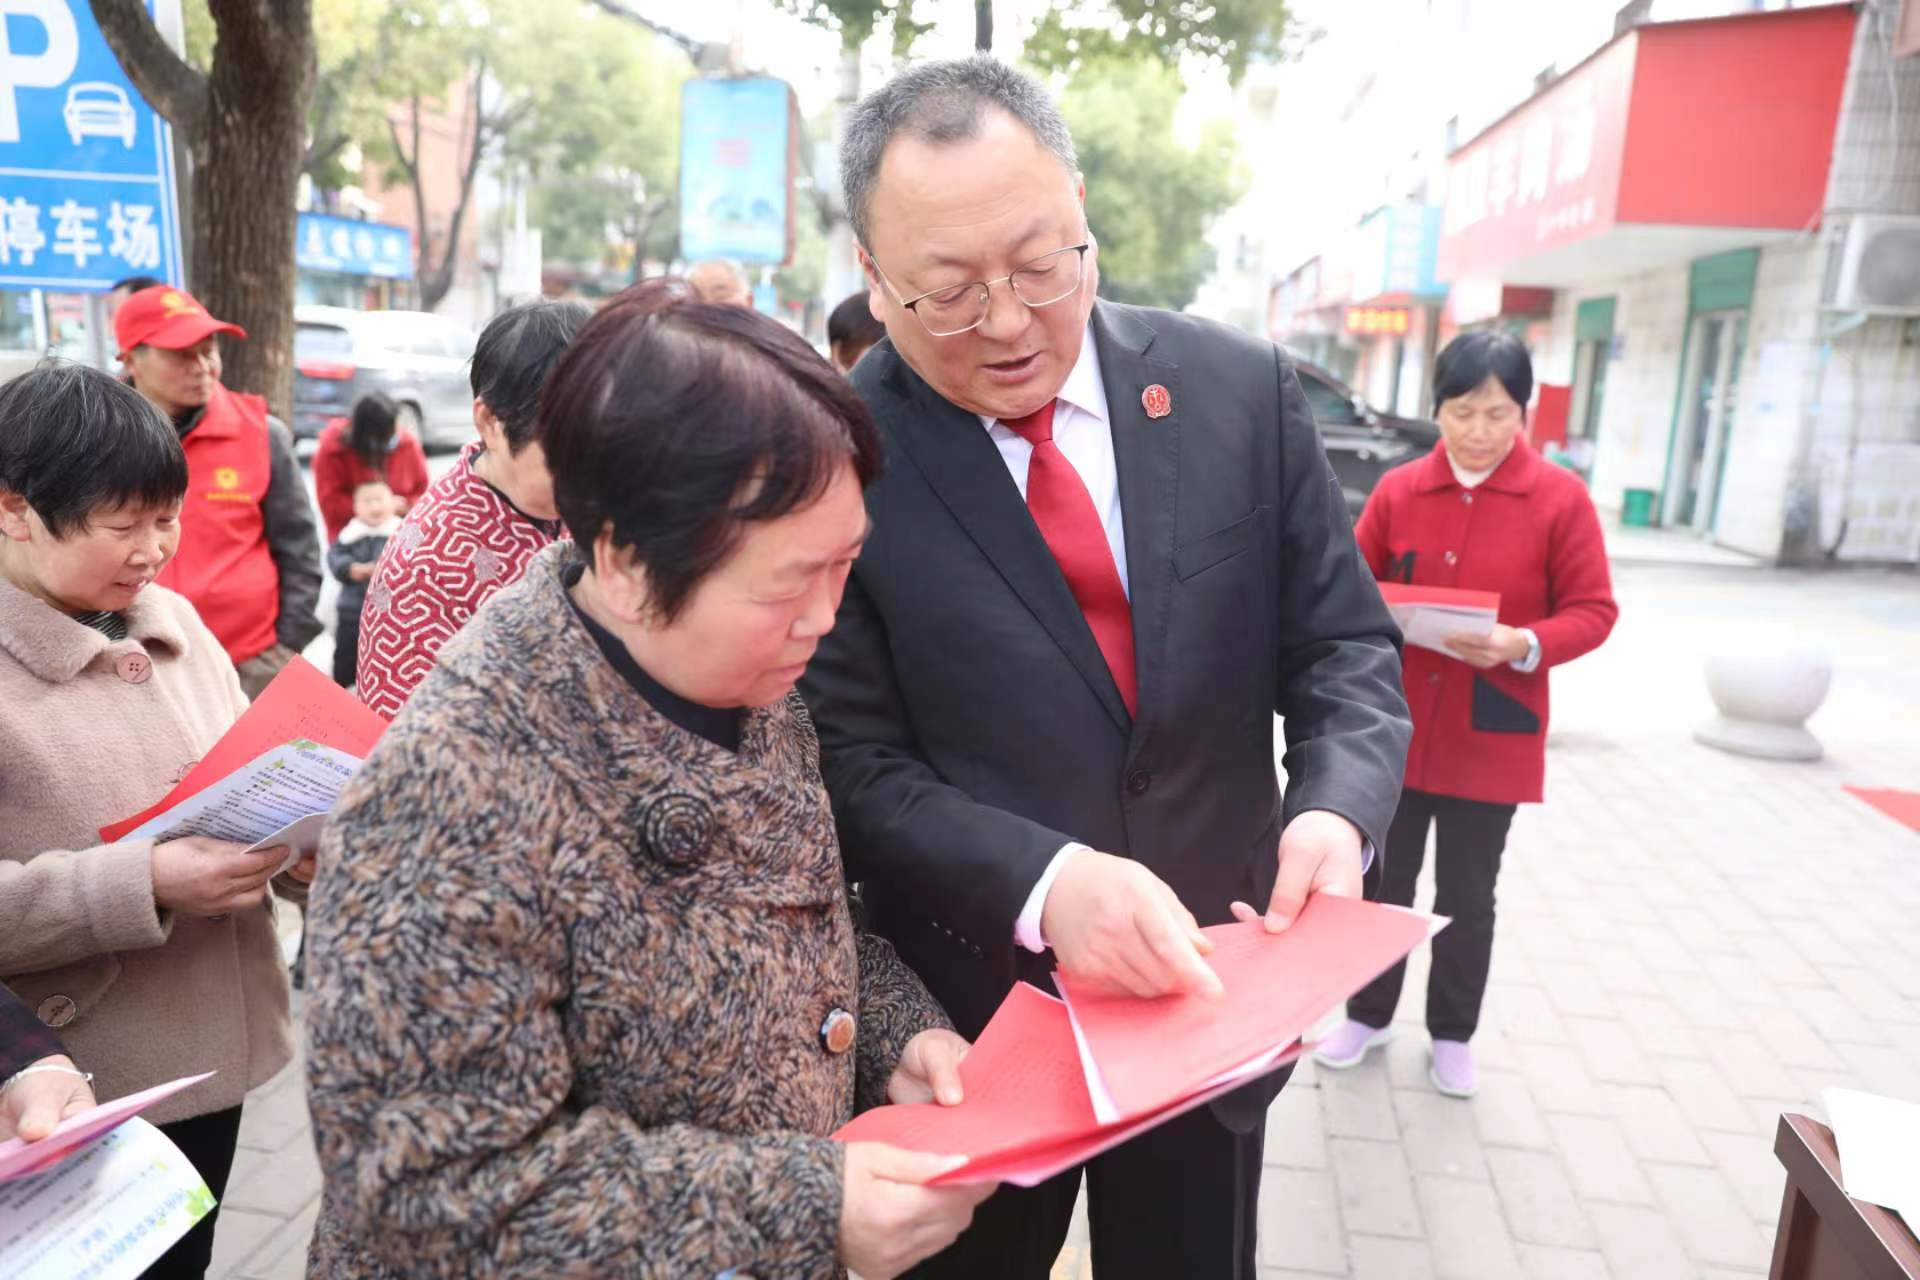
[877,347,1132,735]
[1093,301,1178,743]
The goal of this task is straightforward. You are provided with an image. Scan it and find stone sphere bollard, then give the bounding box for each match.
[1694,649,1832,762]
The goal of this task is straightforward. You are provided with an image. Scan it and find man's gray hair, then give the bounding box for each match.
[841,55,1079,247]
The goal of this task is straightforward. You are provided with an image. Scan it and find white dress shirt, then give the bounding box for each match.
[993,331,1370,952]
[984,330,1124,952]
[977,327,1128,591]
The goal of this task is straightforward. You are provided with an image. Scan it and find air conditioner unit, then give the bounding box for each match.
[1823,215,1920,314]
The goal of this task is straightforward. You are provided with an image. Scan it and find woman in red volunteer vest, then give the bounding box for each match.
[116,286,322,699]
[1316,332,1619,1098]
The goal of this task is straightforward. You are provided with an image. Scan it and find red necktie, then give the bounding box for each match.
[1002,400,1138,716]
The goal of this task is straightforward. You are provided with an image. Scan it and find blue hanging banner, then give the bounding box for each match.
[679,77,797,267]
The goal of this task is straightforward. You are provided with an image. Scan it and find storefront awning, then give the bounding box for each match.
[1437,5,1855,288]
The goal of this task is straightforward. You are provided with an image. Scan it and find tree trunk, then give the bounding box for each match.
[193,18,313,421]
[975,0,992,52]
[91,0,315,422]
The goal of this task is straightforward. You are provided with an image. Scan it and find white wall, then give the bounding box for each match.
[1713,238,1824,559]
[1770,0,1920,563]
[1586,264,1690,510]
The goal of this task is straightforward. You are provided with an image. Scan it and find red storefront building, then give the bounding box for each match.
[1435,4,1918,563]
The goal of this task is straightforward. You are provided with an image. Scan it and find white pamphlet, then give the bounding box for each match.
[1389,603,1498,656]
[0,1118,213,1280]
[1824,1087,1920,1223]
[119,739,358,875]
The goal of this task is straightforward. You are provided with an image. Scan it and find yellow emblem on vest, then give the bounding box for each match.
[213,466,240,490]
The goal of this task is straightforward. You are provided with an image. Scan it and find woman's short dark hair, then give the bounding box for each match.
[828,291,885,355]
[471,299,592,453]
[347,392,398,472]
[1433,331,1534,418]
[0,361,187,538]
[541,278,884,623]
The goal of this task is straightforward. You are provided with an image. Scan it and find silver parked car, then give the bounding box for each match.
[292,306,478,451]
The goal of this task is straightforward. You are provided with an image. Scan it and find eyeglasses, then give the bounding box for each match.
[869,242,1091,338]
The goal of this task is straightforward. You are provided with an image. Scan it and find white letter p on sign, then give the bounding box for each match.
[0,0,80,145]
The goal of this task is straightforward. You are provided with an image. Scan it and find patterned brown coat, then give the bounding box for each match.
[303,546,950,1278]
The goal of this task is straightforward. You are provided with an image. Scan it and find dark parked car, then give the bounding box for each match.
[292,306,478,452]
[1291,358,1441,517]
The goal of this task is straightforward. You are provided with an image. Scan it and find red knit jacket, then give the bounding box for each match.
[1354,441,1618,805]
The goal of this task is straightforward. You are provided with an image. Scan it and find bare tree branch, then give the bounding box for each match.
[388,97,431,286]
[423,70,490,308]
[89,0,209,136]
[583,0,703,59]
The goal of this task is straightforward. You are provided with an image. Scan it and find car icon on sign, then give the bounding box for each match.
[64,83,138,149]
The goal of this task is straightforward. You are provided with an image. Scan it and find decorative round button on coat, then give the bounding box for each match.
[37,995,77,1028]
[115,651,153,684]
[819,1008,856,1055]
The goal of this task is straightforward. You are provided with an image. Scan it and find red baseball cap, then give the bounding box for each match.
[115,285,247,356]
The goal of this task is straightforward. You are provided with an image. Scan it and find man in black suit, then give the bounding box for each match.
[800,56,1412,1278]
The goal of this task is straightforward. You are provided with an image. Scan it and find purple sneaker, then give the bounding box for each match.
[1312,1019,1394,1069]
[1429,1039,1478,1098]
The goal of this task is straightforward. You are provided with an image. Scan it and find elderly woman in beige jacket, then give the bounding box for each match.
[0,362,308,1280]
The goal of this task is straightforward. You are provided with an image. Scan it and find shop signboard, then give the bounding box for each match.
[296,213,413,280]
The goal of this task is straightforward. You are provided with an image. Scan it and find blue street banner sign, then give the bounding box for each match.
[296,212,414,280]
[680,77,797,267]
[0,0,184,291]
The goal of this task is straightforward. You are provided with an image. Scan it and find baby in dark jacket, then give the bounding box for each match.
[327,479,404,687]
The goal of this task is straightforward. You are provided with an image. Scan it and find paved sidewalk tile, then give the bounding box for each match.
[1486,1147,1597,1250]
[1468,1069,1555,1151]
[1601,1084,1714,1166]
[1587,1202,1699,1280]
[1348,1233,1436,1279]
[1258,1168,1347,1276]
[1514,1244,1612,1280]
[1415,1176,1524,1280]
[1265,1082,1331,1171]
[1329,1137,1423,1239]
[1546,1113,1657,1205]
[1392,1089,1489,1181]
[1646,1162,1774,1270]
[1320,1062,1401,1143]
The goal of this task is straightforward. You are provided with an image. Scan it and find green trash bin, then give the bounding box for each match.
[1621,488,1656,527]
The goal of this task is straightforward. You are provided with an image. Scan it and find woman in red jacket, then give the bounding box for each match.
[311,393,430,543]
[1316,332,1618,1098]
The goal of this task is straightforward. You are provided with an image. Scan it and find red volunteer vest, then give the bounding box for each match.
[155,382,280,665]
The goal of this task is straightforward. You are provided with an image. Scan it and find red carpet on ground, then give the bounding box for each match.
[1845,787,1920,834]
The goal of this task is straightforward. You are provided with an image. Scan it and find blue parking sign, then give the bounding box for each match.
[0,0,184,291]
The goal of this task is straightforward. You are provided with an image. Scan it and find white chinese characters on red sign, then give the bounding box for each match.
[1438,33,1635,281]
[1444,87,1599,242]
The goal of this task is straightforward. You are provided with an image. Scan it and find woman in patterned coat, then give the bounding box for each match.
[303,281,994,1280]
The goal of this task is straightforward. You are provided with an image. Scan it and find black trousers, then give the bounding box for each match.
[908,1103,1265,1279]
[143,1105,245,1279]
[332,610,362,688]
[1349,787,1517,1042]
